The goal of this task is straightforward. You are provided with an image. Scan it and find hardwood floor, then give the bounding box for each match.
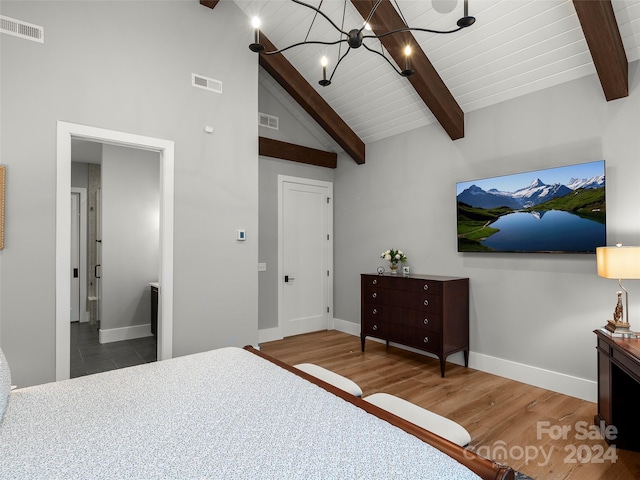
[260,330,640,480]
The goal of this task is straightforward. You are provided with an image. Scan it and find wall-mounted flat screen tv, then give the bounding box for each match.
[456,160,606,253]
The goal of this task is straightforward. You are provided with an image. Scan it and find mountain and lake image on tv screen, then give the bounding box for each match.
[456,160,605,253]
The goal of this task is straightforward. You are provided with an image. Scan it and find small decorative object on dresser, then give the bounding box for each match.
[380,248,407,275]
[361,273,469,377]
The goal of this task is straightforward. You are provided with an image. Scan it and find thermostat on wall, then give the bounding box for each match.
[237,229,246,241]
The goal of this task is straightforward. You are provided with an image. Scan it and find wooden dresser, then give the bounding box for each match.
[594,328,640,451]
[361,273,469,377]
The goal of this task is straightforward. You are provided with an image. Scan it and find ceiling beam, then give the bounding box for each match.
[259,137,337,168]
[351,0,464,140]
[573,0,628,101]
[199,0,219,9]
[258,34,365,165]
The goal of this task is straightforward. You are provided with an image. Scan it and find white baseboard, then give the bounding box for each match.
[99,323,153,344]
[258,326,283,344]
[470,352,596,402]
[331,318,596,403]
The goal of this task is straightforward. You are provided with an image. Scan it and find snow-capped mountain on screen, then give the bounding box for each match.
[566,175,605,190]
[458,175,603,209]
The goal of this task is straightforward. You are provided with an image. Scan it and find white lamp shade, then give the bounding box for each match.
[596,246,640,279]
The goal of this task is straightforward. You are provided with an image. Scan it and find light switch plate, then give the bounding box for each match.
[257,263,266,271]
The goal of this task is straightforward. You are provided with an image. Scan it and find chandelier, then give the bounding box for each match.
[249,0,475,86]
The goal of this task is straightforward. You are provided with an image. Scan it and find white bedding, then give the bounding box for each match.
[0,347,480,479]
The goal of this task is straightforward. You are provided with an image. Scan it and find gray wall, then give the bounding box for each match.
[333,60,640,383]
[257,77,336,332]
[0,0,259,386]
[71,162,89,189]
[101,145,159,333]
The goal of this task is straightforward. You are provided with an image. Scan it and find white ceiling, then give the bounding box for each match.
[236,0,640,149]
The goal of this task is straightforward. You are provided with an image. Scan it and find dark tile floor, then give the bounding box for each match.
[70,322,157,378]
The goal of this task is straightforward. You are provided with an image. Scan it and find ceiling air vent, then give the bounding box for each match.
[192,73,222,94]
[259,113,279,130]
[0,15,44,43]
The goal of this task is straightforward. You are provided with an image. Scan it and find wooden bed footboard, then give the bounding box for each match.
[244,346,514,480]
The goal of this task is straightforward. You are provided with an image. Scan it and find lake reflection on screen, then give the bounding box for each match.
[481,210,605,252]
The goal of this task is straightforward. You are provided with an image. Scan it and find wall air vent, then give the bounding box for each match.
[0,15,44,43]
[259,113,279,130]
[192,73,222,94]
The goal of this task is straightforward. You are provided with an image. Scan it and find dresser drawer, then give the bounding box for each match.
[363,287,442,313]
[383,324,442,354]
[406,329,442,355]
[362,275,400,289]
[406,293,442,314]
[405,279,443,295]
[362,302,389,322]
[362,317,387,338]
[387,307,442,333]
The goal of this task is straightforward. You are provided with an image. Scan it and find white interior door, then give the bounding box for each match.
[70,192,80,322]
[279,177,333,337]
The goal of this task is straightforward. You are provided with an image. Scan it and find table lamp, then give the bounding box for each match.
[596,244,640,337]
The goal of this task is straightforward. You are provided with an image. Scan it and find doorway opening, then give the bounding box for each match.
[56,122,174,381]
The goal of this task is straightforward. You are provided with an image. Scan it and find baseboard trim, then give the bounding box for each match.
[258,326,283,344]
[99,323,153,344]
[470,352,596,402]
[332,318,596,402]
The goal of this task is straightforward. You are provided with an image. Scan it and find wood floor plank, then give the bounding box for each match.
[260,330,640,479]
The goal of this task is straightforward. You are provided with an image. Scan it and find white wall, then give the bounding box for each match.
[333,61,640,400]
[101,144,159,335]
[0,0,259,386]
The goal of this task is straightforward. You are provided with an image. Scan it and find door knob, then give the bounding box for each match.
[284,275,296,282]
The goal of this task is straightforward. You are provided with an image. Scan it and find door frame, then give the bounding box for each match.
[70,187,88,323]
[277,175,333,336]
[56,121,175,381]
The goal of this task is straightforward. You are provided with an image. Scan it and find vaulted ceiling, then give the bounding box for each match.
[206,1,640,164]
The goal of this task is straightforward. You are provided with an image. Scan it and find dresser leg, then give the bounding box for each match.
[464,350,469,368]
[440,359,446,378]
[361,335,365,352]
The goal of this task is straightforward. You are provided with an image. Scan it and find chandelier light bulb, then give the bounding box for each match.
[319,56,331,86]
[249,16,264,52]
[364,22,372,31]
[402,45,414,77]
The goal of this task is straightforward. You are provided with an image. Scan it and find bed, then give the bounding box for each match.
[0,345,513,479]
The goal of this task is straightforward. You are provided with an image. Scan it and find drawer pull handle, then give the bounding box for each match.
[372,292,377,299]
[372,309,377,315]
[372,279,377,285]
[424,299,429,306]
[373,325,378,331]
[424,336,429,343]
[424,284,429,291]
[424,318,429,325]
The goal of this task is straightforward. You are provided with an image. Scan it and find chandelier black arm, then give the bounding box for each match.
[361,42,405,76]
[327,46,353,83]
[364,25,464,40]
[291,0,350,37]
[262,38,347,55]
[362,0,384,26]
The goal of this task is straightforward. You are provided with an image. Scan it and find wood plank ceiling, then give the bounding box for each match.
[208,1,640,164]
